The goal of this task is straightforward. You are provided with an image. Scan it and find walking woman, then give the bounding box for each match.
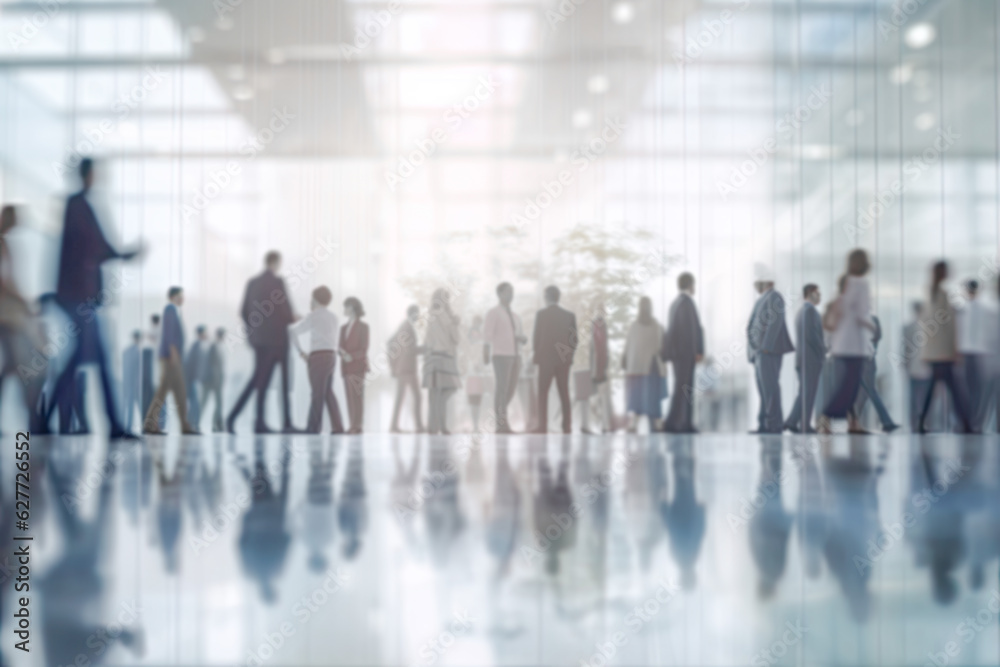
[622,296,666,433]
[820,249,876,432]
[423,288,462,434]
[917,261,973,433]
[339,297,370,434]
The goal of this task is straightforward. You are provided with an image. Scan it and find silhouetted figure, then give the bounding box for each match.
[154,443,186,574]
[794,441,828,579]
[533,445,576,575]
[290,286,344,434]
[958,279,994,431]
[339,296,369,434]
[484,282,526,433]
[202,328,227,433]
[238,438,292,603]
[141,313,162,427]
[664,440,705,590]
[184,324,209,429]
[749,439,792,599]
[486,444,521,578]
[623,296,666,433]
[424,439,466,566]
[917,261,973,433]
[297,439,338,573]
[901,301,933,431]
[143,287,197,435]
[581,301,613,434]
[43,158,142,437]
[746,265,794,434]
[423,289,461,435]
[121,330,142,433]
[228,251,297,434]
[531,285,577,433]
[338,441,368,560]
[785,284,824,434]
[851,315,899,434]
[389,304,424,432]
[662,273,705,433]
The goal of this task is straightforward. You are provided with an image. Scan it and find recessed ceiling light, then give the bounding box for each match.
[905,22,936,49]
[572,108,593,129]
[889,64,913,85]
[587,74,609,95]
[914,112,936,131]
[612,2,635,25]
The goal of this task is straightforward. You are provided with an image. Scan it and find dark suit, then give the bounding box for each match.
[228,270,296,430]
[389,320,422,431]
[747,289,794,433]
[785,302,825,432]
[340,320,370,432]
[45,190,134,434]
[184,341,207,428]
[532,304,577,433]
[662,293,704,432]
[202,342,225,432]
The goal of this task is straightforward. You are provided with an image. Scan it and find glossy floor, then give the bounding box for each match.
[2,433,999,667]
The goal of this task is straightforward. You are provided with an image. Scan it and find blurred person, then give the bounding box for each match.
[338,441,368,559]
[957,279,994,431]
[784,284,824,434]
[662,272,704,433]
[581,301,613,434]
[42,158,143,438]
[746,264,794,434]
[820,250,876,433]
[227,251,298,434]
[749,439,793,599]
[143,287,198,435]
[289,286,344,435]
[121,330,142,433]
[917,261,973,433]
[901,302,933,432]
[388,304,423,433]
[422,289,461,435]
[851,315,899,434]
[202,328,227,433]
[623,296,666,433]
[296,439,337,573]
[484,282,526,433]
[533,444,576,575]
[142,313,164,430]
[464,314,487,431]
[339,296,369,434]
[531,285,577,433]
[663,441,706,590]
[238,438,292,602]
[184,325,209,430]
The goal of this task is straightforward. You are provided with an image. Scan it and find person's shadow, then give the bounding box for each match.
[749,437,792,600]
[338,439,368,561]
[238,436,292,603]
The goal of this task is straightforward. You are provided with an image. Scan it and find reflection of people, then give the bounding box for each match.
[533,445,576,575]
[623,296,665,433]
[484,283,525,433]
[143,287,198,435]
[43,158,142,437]
[662,273,704,433]
[290,286,344,434]
[748,439,792,599]
[389,305,423,433]
[746,265,794,434]
[424,440,466,566]
[422,289,461,435]
[339,297,370,434]
[785,284,824,434]
[486,444,521,578]
[338,442,368,560]
[663,440,705,589]
[297,440,338,573]
[531,285,577,434]
[794,442,828,579]
[238,438,292,603]
[227,251,297,434]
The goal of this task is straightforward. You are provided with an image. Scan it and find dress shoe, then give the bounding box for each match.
[882,423,900,434]
[111,430,142,441]
[254,424,275,434]
[143,428,167,436]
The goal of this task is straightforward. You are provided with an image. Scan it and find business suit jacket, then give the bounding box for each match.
[184,341,207,385]
[240,270,295,348]
[747,289,794,362]
[389,320,419,377]
[794,302,825,370]
[340,320,370,376]
[532,304,577,369]
[204,343,225,388]
[662,293,704,363]
[56,191,129,304]
[159,303,185,360]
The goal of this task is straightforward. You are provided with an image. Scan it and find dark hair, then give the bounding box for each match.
[312,285,332,306]
[215,327,226,339]
[544,285,561,303]
[79,157,94,182]
[151,314,161,325]
[264,250,281,267]
[931,261,948,300]
[132,329,142,341]
[344,296,365,318]
[677,272,695,291]
[846,249,870,277]
[966,279,979,293]
[168,286,183,299]
[802,283,818,299]
[496,282,513,297]
[196,325,207,335]
[406,304,419,317]
[0,205,16,234]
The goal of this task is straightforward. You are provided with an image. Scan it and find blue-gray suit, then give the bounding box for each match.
[747,289,794,433]
[785,302,825,432]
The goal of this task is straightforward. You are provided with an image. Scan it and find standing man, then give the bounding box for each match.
[202,327,227,433]
[122,330,142,433]
[389,304,423,433]
[184,325,209,430]
[662,272,705,433]
[142,313,162,429]
[43,158,142,438]
[290,286,345,434]
[143,287,198,435]
[784,284,825,434]
[483,282,526,434]
[901,301,932,431]
[227,251,297,434]
[746,266,794,434]
[958,279,994,431]
[531,285,577,434]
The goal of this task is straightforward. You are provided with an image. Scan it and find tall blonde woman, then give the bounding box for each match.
[623,296,666,433]
[423,288,462,434]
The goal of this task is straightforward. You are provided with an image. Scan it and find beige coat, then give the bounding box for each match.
[623,320,665,376]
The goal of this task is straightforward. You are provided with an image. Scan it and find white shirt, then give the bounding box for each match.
[958,297,995,355]
[483,304,522,357]
[290,307,340,353]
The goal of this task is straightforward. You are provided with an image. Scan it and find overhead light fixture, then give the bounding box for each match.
[587,74,609,95]
[612,2,635,25]
[572,108,593,129]
[914,112,936,131]
[905,22,936,49]
[889,64,913,85]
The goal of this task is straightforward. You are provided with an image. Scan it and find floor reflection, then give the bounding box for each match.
[2,433,999,666]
